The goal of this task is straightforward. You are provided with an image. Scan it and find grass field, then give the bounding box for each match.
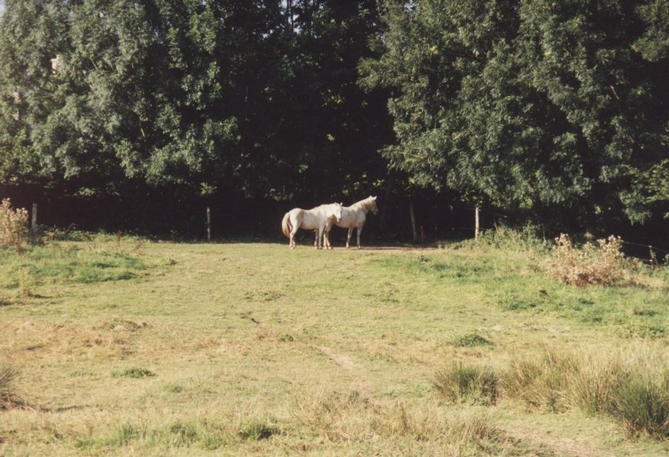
[1,234,668,456]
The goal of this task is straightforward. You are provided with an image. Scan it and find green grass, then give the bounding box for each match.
[0,239,667,456]
[111,368,156,378]
[0,243,153,294]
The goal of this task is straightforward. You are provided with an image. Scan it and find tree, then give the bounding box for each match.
[0,0,66,184]
[361,0,668,229]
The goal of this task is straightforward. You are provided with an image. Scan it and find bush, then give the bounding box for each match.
[546,234,638,286]
[0,198,29,251]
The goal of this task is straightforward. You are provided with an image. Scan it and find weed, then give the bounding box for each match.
[434,363,498,405]
[164,383,185,393]
[454,333,493,347]
[112,368,155,378]
[108,423,143,446]
[163,422,199,446]
[498,294,538,311]
[238,421,280,441]
[0,199,29,252]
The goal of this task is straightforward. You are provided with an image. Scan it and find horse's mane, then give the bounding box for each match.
[351,197,375,210]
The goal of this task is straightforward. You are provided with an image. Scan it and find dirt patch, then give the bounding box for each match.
[318,346,355,371]
[331,245,439,253]
[501,426,606,457]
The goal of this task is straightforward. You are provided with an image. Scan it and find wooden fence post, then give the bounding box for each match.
[31,203,38,230]
[409,200,417,243]
[206,207,211,241]
[474,205,480,241]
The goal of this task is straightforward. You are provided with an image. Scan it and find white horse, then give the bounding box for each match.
[326,196,378,248]
[281,203,343,249]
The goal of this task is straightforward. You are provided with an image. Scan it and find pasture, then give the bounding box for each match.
[1,234,668,456]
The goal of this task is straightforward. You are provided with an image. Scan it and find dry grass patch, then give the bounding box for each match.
[0,320,134,364]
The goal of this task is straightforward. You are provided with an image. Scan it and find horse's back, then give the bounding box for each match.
[299,207,325,230]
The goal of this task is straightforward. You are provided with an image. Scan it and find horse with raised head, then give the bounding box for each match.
[327,196,378,248]
[281,203,343,249]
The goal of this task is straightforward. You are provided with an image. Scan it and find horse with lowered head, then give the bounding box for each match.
[326,196,378,248]
[281,202,343,249]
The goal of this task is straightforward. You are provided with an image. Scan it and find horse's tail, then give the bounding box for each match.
[281,212,291,238]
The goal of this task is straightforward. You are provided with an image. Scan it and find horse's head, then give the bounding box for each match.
[368,196,378,215]
[333,202,343,222]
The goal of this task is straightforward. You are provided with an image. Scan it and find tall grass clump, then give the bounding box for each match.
[0,198,29,253]
[504,350,578,412]
[547,234,639,286]
[503,348,669,438]
[434,363,499,405]
[0,366,21,409]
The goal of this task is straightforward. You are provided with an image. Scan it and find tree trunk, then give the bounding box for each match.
[409,200,417,243]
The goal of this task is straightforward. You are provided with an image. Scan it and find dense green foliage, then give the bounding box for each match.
[360,0,668,226]
[0,0,667,236]
[0,0,388,202]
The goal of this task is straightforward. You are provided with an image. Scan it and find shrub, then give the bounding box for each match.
[434,363,499,405]
[0,198,29,252]
[546,234,638,286]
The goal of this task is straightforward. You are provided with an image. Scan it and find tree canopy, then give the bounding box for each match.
[0,0,667,237]
[360,0,668,226]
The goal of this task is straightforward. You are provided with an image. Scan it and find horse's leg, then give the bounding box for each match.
[313,229,318,248]
[323,226,331,249]
[290,226,298,249]
[323,220,333,249]
[316,226,324,249]
[357,224,364,249]
[346,228,353,249]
